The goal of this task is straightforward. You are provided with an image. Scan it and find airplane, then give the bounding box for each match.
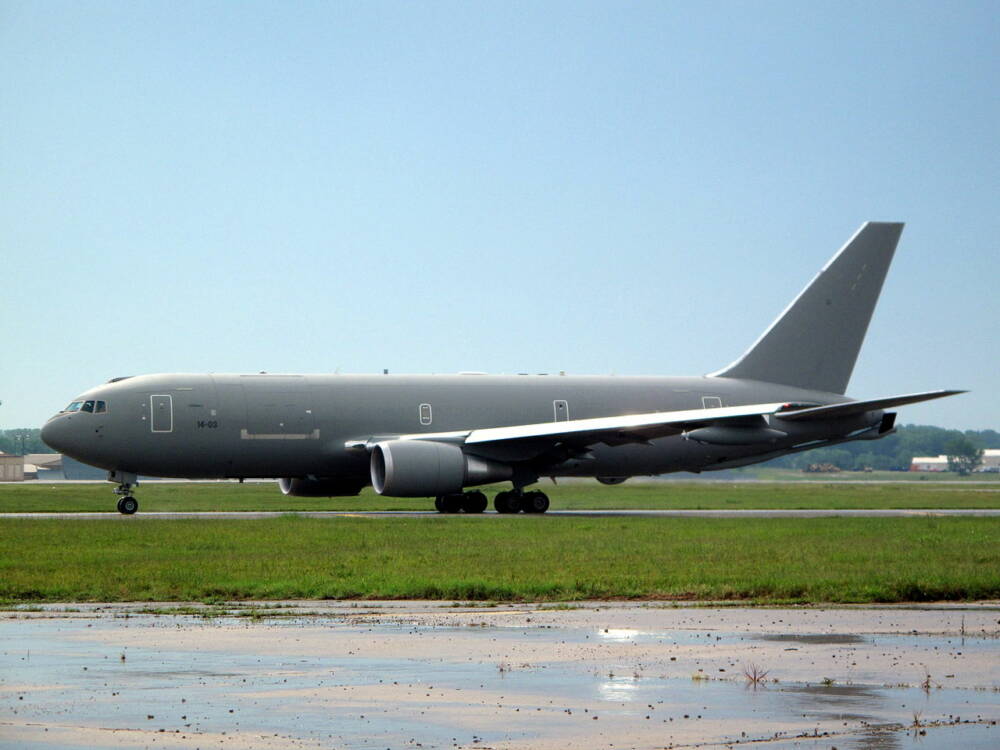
[41,222,963,514]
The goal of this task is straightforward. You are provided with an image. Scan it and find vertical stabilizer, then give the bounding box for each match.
[709,222,904,394]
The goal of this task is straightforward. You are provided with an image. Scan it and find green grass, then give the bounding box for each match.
[1,516,998,603]
[2,479,999,513]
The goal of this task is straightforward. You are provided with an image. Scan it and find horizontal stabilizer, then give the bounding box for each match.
[775,390,966,421]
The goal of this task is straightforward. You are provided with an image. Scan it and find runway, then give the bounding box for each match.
[4,508,1000,519]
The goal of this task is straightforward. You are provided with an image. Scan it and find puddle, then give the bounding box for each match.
[1,614,997,749]
[759,633,870,645]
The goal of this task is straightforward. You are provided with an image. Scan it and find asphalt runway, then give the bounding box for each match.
[4,508,1000,519]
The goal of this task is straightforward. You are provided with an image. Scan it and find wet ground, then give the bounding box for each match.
[2,602,998,749]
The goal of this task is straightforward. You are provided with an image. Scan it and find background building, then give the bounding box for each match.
[0,454,25,481]
[910,455,949,472]
[0,453,105,480]
[910,449,1000,472]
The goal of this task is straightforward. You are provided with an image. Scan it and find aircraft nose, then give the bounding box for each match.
[40,415,73,454]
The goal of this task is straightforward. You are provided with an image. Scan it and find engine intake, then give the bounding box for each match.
[371,440,512,497]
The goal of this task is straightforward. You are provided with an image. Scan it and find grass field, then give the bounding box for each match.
[1,516,998,604]
[1,479,999,513]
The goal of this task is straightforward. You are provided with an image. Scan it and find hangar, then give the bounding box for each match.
[0,452,106,481]
[910,448,1000,472]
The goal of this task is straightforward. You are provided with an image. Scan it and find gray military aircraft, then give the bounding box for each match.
[42,222,962,514]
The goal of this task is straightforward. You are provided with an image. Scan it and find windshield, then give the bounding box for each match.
[61,399,107,414]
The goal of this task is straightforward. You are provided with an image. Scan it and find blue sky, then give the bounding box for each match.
[2,1,997,430]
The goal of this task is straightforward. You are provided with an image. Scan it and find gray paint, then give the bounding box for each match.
[41,372,860,481]
[39,222,961,499]
[711,222,903,394]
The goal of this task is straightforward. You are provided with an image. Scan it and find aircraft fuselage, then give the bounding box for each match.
[41,372,873,487]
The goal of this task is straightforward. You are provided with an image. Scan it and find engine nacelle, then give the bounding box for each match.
[370,440,512,497]
[278,477,365,497]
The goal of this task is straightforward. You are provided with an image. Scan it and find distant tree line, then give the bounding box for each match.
[0,429,47,455]
[762,424,999,472]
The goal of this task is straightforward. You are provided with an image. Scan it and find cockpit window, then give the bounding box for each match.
[81,401,95,413]
[95,400,107,414]
[63,401,83,412]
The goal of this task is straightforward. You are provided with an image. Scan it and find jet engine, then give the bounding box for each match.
[278,477,366,497]
[370,440,512,497]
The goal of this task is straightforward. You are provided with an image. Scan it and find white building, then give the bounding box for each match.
[910,448,1000,472]
[910,455,949,472]
[982,449,1000,471]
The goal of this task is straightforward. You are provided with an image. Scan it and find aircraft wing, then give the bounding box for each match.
[464,402,789,445]
[378,391,965,452]
[386,402,790,450]
[774,390,966,422]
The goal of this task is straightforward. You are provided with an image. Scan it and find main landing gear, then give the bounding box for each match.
[433,488,550,514]
[495,489,549,514]
[434,491,489,514]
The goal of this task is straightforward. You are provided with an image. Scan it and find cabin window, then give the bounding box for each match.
[81,401,95,413]
[95,400,107,413]
[419,403,432,426]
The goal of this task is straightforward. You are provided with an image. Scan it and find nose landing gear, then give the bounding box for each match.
[116,494,139,515]
[109,470,139,515]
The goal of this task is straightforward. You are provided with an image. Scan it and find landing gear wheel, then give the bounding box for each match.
[494,490,522,514]
[434,496,446,513]
[440,494,463,513]
[522,491,550,514]
[118,496,138,515]
[461,491,488,514]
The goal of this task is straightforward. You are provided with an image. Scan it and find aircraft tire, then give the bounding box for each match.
[119,496,138,515]
[494,491,516,514]
[522,491,549,514]
[434,496,446,513]
[462,491,488,514]
[441,494,463,513]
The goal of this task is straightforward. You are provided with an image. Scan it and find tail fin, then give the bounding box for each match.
[710,222,904,394]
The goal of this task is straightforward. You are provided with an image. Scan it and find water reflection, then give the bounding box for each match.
[757,633,869,645]
[598,676,640,702]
